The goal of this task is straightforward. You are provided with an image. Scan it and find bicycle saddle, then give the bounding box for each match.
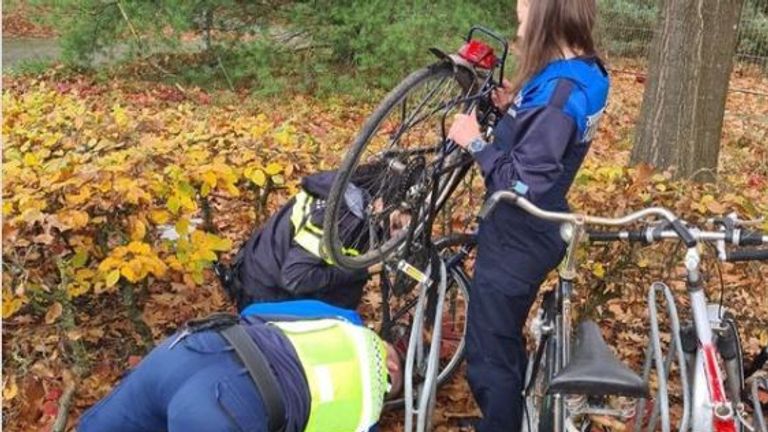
[548,320,649,398]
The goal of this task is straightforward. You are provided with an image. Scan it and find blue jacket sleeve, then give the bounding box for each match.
[280,244,369,296]
[472,106,578,199]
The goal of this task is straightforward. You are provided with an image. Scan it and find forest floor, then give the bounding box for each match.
[2,27,768,432]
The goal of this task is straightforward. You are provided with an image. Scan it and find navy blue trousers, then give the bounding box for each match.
[466,208,566,432]
[78,331,269,432]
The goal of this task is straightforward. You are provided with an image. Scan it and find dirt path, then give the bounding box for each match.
[2,37,61,68]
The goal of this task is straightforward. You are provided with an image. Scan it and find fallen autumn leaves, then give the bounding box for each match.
[2,64,767,431]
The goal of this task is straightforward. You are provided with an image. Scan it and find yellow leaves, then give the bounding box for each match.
[65,186,92,206]
[173,230,231,283]
[127,241,152,255]
[55,209,90,231]
[2,292,25,319]
[167,181,197,215]
[149,209,171,225]
[23,152,40,167]
[68,267,96,297]
[194,163,240,197]
[129,217,147,241]
[244,167,267,187]
[592,262,606,279]
[243,163,284,187]
[105,270,121,288]
[265,162,283,176]
[248,113,272,139]
[273,125,296,147]
[175,218,190,237]
[114,177,151,206]
[120,260,143,282]
[98,241,167,288]
[3,202,14,217]
[112,104,129,129]
[693,194,727,215]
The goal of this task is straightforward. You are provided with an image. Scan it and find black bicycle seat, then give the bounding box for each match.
[548,320,649,398]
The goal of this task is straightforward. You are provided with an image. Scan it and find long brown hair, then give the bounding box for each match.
[511,0,599,94]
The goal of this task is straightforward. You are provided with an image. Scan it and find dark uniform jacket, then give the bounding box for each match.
[232,171,370,310]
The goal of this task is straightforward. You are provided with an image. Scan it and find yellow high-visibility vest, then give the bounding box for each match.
[289,190,360,264]
[273,319,389,432]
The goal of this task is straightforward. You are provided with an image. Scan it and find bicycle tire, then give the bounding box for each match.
[323,61,475,270]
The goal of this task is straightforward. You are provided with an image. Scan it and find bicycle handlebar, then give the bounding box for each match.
[478,190,698,246]
[725,248,768,262]
[478,190,768,251]
[587,228,768,246]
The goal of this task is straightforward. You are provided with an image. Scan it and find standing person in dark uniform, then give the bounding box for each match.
[447,0,610,430]
[220,163,409,311]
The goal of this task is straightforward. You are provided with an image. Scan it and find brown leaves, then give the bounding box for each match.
[44,302,62,325]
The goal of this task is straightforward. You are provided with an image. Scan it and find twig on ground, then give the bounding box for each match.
[51,381,77,432]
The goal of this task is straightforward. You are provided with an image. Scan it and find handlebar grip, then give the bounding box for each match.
[726,248,768,262]
[588,231,648,243]
[671,219,697,248]
[588,231,621,242]
[739,230,766,246]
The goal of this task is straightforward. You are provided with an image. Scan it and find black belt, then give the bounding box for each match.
[220,324,287,432]
[177,314,286,432]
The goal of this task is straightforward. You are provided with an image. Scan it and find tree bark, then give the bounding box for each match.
[631,0,744,182]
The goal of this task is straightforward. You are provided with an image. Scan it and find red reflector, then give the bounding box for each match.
[458,40,498,69]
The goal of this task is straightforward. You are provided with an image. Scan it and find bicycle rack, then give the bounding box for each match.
[403,260,448,432]
[750,373,768,432]
[635,282,690,432]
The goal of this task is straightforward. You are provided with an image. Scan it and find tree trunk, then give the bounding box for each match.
[631,0,744,182]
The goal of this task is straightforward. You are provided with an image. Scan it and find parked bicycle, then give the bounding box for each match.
[479,190,768,432]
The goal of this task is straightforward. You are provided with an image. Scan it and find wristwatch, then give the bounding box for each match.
[467,136,488,155]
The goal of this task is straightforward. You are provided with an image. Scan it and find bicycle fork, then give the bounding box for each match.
[685,248,738,432]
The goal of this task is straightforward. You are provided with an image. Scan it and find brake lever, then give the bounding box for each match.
[707,212,764,228]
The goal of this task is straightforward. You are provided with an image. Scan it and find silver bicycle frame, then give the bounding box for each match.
[480,191,768,432]
[403,260,448,432]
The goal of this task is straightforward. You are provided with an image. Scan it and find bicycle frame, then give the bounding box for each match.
[482,191,768,432]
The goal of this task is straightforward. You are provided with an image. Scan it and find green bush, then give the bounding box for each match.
[40,0,768,94]
[596,0,657,58]
[738,2,768,65]
[44,0,514,96]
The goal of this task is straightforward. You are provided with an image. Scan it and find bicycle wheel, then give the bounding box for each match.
[323,61,477,269]
[384,234,473,409]
[524,293,558,432]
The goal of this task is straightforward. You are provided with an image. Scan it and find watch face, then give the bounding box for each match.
[470,139,485,153]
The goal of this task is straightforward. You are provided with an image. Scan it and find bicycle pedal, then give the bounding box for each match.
[397,260,431,285]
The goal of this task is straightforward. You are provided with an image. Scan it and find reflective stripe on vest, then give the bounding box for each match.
[272,320,388,432]
[289,190,360,264]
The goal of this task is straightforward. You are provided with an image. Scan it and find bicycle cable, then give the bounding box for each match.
[705,242,727,318]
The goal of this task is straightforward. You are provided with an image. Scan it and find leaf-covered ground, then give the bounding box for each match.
[2,64,767,431]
